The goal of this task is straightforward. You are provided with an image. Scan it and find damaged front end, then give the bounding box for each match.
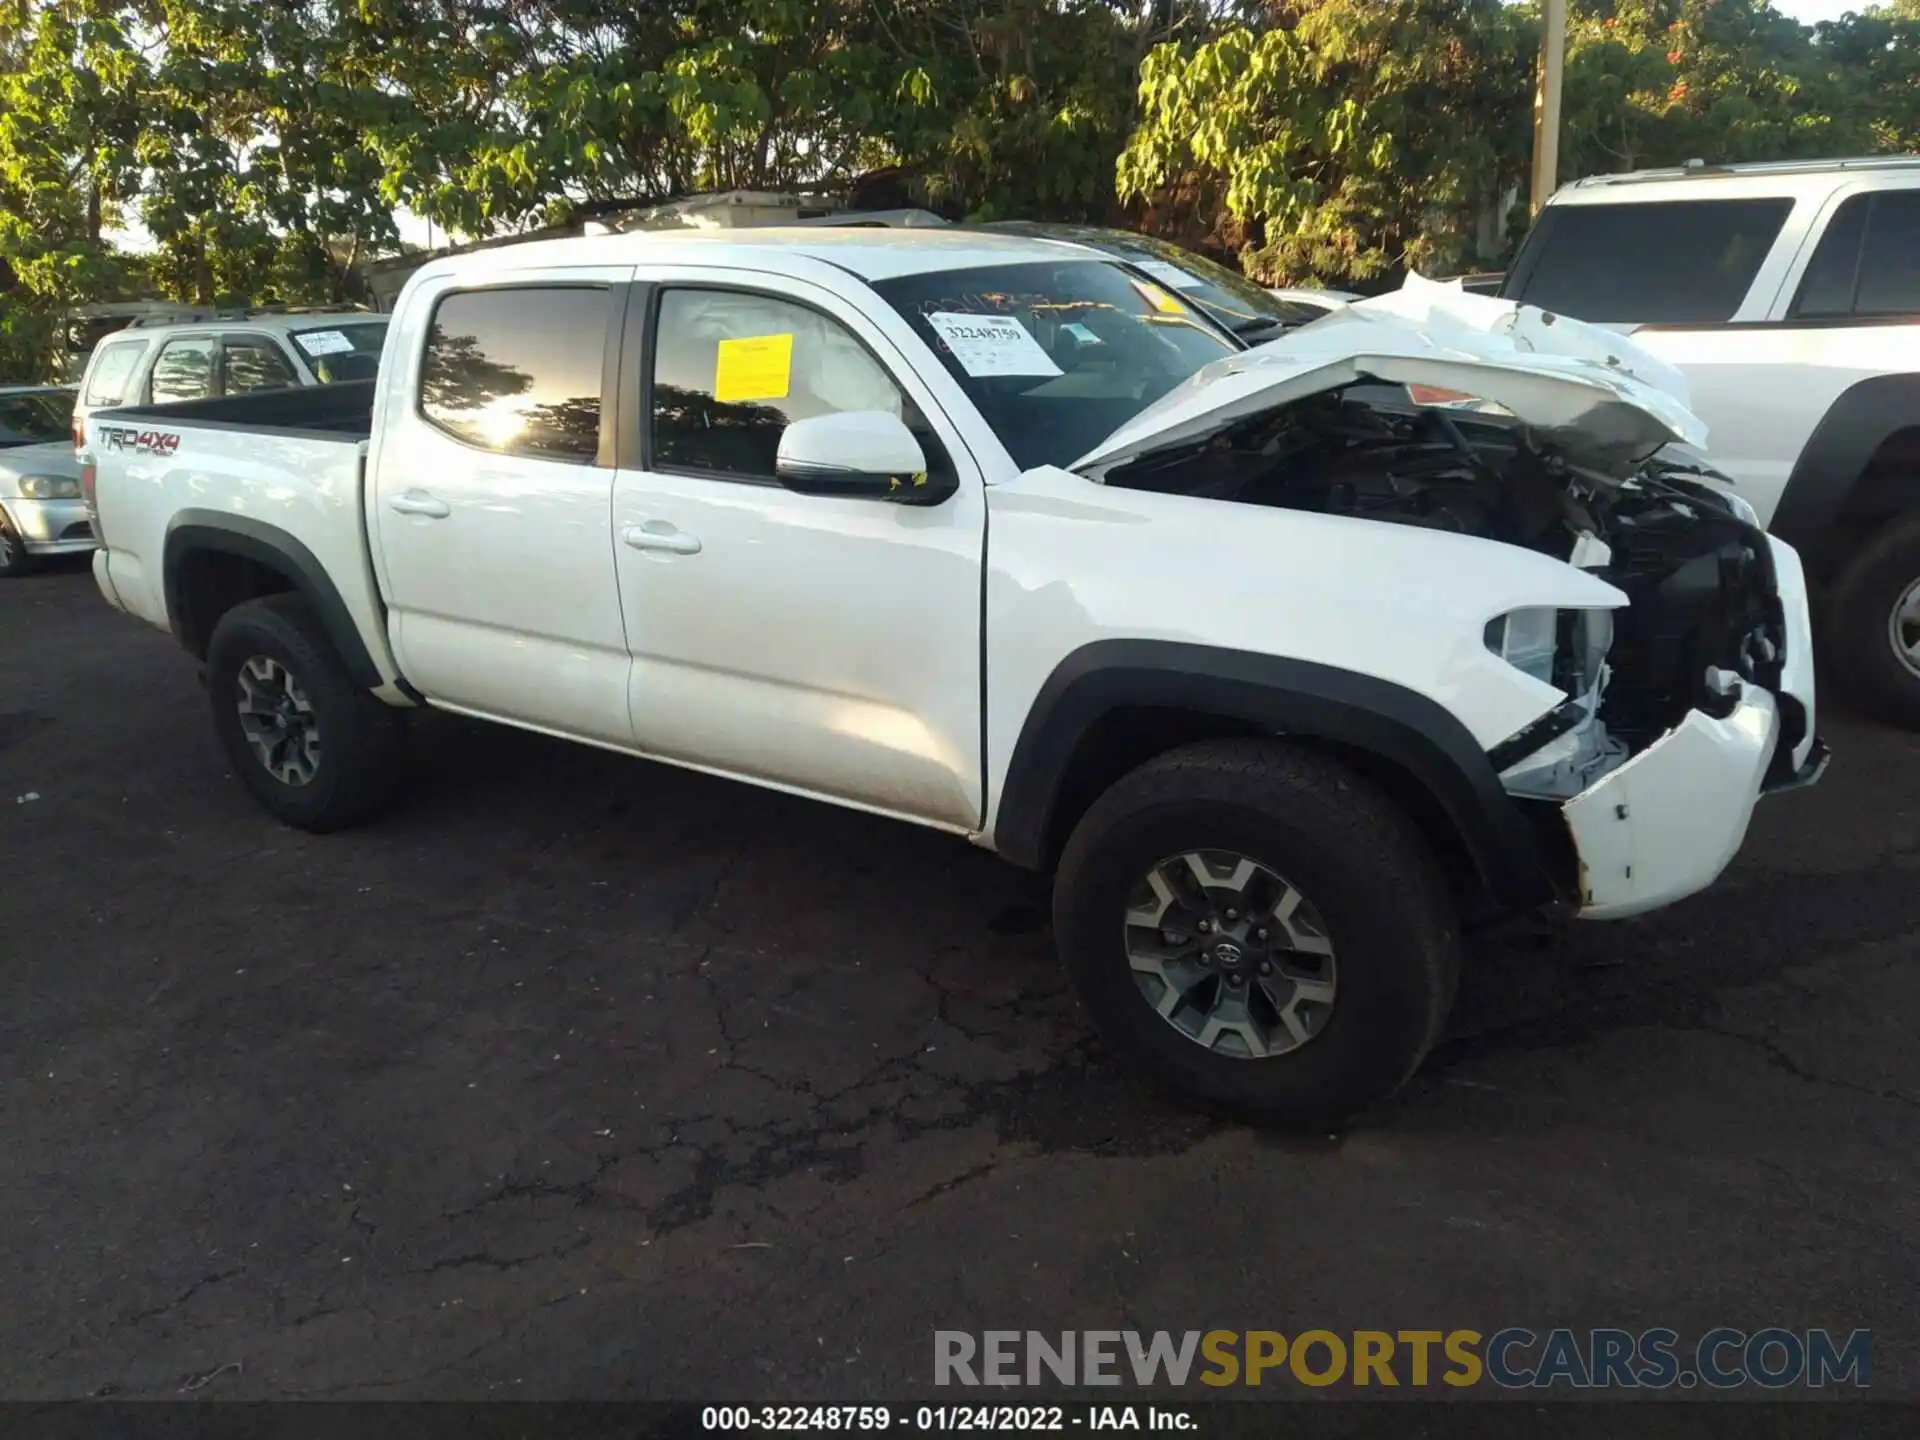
[1095,378,1825,918]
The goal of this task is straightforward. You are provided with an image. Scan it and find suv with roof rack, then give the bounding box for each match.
[71,310,390,455]
[1501,155,1920,724]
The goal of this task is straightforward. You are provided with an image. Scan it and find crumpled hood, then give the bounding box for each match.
[1072,272,1709,482]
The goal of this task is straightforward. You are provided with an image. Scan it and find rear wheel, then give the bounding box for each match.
[1052,740,1459,1127]
[1828,507,1920,729]
[206,594,405,831]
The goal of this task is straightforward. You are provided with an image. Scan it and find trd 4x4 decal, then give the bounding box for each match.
[98,426,181,457]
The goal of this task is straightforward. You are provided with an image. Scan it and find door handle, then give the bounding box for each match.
[623,522,702,555]
[389,490,451,519]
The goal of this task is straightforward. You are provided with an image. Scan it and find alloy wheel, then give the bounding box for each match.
[1888,578,1920,680]
[1123,849,1338,1059]
[235,655,321,786]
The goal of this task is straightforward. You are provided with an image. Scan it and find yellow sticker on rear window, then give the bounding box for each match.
[714,333,794,403]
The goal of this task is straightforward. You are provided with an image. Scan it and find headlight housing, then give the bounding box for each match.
[18,474,82,500]
[1719,489,1760,526]
[1486,606,1615,696]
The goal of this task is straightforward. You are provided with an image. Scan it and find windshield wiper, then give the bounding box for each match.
[1229,315,1291,340]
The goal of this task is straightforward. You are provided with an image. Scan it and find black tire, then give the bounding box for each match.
[0,511,35,578]
[205,594,406,831]
[1052,739,1459,1128]
[1827,508,1920,729]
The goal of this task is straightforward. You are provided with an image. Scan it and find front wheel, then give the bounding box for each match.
[206,594,406,831]
[0,511,35,578]
[1828,508,1920,729]
[1052,740,1459,1127]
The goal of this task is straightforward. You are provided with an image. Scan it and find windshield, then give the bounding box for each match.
[0,390,75,448]
[289,321,388,384]
[980,224,1318,339]
[1503,198,1792,323]
[872,260,1239,471]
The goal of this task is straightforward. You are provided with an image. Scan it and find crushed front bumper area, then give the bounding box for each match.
[1562,688,1824,920]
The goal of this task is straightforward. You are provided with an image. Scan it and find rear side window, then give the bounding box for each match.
[150,337,216,403]
[418,287,610,463]
[221,338,300,395]
[1506,198,1793,323]
[1790,196,1871,318]
[1856,190,1920,317]
[84,340,146,406]
[1789,191,1920,319]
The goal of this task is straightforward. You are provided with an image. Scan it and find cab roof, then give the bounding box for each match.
[416,226,1106,286]
[1550,154,1920,206]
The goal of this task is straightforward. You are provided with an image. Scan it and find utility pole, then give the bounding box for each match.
[1531,0,1568,216]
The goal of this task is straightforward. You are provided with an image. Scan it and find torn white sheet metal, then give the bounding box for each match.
[1565,688,1779,921]
[1356,272,1694,409]
[1768,534,1818,774]
[1071,272,1710,482]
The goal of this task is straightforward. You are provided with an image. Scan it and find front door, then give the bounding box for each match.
[369,270,635,744]
[611,273,987,830]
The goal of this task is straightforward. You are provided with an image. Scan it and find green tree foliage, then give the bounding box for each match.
[1121,0,1920,286]
[2,0,1918,378]
[1119,1,1535,285]
[0,0,146,375]
[348,1,1183,235]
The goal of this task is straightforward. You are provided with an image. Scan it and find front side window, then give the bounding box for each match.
[872,260,1239,471]
[1505,198,1793,323]
[221,338,300,396]
[150,338,216,404]
[291,322,388,385]
[84,340,147,406]
[419,288,610,463]
[650,288,909,479]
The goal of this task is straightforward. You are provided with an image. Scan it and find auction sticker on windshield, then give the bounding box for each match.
[927,313,1062,378]
[1135,259,1204,291]
[294,330,355,356]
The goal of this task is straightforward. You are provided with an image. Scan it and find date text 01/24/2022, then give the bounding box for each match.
[701,1406,1194,1432]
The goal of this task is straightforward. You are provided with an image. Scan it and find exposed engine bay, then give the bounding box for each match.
[1102,384,1796,796]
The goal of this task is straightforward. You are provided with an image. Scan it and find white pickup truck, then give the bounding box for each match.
[1502,156,1920,723]
[85,229,1824,1125]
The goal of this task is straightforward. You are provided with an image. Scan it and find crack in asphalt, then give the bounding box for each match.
[1694,1018,1920,1111]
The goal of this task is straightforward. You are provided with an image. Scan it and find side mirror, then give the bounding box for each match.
[774,411,953,505]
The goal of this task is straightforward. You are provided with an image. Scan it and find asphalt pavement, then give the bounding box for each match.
[3,560,1917,1402]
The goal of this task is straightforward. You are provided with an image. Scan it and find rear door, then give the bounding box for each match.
[610,269,987,829]
[146,333,220,404]
[218,333,303,396]
[367,268,636,744]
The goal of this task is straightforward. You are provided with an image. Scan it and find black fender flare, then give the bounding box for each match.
[162,511,384,689]
[991,641,1557,910]
[1770,373,1920,557]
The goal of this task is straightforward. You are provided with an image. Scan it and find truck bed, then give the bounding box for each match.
[94,379,373,441]
[87,378,398,694]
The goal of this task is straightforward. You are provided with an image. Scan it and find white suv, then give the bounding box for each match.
[1502,156,1920,722]
[71,310,389,453]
